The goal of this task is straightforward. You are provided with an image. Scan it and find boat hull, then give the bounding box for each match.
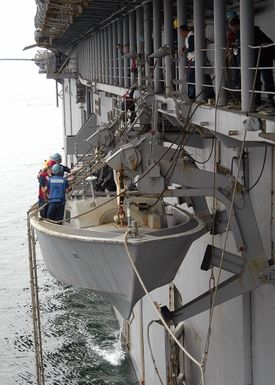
[32,214,206,319]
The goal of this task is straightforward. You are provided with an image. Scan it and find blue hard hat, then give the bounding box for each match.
[51,153,62,161]
[52,164,63,175]
[227,10,238,20]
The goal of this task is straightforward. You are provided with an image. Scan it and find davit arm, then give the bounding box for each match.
[105,135,270,323]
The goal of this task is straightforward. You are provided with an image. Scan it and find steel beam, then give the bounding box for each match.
[214,0,226,105]
[144,2,153,88]
[164,0,173,95]
[156,167,267,324]
[91,36,95,80]
[82,40,86,79]
[129,11,136,85]
[100,31,104,83]
[97,31,102,82]
[153,0,162,94]
[123,15,130,88]
[240,0,254,112]
[104,27,109,83]
[108,24,113,85]
[88,39,91,81]
[80,42,84,78]
[201,245,245,274]
[155,94,275,146]
[194,0,204,100]
[136,7,144,88]
[112,22,118,86]
[85,39,89,80]
[117,18,123,87]
[177,0,187,93]
[95,33,99,80]
[97,33,101,82]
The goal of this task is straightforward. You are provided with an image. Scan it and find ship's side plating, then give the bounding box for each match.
[34,1,275,384]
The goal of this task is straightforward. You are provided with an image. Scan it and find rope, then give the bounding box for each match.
[187,138,215,165]
[42,99,203,225]
[202,43,265,374]
[147,321,165,385]
[124,231,206,385]
[69,140,105,171]
[41,84,207,226]
[27,207,45,385]
[201,128,248,374]
[248,45,262,111]
[247,146,267,192]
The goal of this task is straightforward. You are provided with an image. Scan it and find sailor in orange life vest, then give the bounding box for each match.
[44,163,70,223]
[38,159,55,218]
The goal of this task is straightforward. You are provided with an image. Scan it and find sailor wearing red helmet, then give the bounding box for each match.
[38,159,56,218]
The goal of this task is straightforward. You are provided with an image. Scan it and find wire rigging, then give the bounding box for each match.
[147,321,165,385]
[247,146,267,192]
[124,231,206,385]
[201,42,265,377]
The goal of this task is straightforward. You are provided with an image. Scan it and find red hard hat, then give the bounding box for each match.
[45,159,56,168]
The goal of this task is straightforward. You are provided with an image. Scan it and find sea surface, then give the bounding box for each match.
[0,98,138,385]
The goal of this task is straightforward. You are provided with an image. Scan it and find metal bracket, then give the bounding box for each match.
[157,163,268,325]
[201,245,245,275]
[259,264,275,285]
[210,210,228,235]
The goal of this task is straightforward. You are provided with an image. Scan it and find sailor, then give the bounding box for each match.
[45,164,69,223]
[229,16,275,109]
[120,87,137,124]
[38,159,55,218]
[51,153,71,173]
[226,12,241,98]
[226,11,239,51]
[179,24,195,99]
[37,159,55,180]
[179,24,215,100]
[95,165,116,192]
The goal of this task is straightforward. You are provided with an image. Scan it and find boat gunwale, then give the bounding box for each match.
[30,207,206,245]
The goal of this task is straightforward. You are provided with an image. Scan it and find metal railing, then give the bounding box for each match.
[76,27,275,113]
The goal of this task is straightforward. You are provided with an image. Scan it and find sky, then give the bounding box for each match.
[0,1,57,100]
[0,1,63,150]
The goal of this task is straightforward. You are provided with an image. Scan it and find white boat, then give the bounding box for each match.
[31,197,206,319]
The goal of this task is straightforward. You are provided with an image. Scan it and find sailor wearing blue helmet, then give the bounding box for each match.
[51,152,71,174]
[45,164,70,222]
[226,10,238,20]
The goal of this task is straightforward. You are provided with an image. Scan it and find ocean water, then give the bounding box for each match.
[0,98,138,385]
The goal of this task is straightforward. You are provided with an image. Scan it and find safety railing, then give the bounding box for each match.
[77,27,275,115]
[248,42,275,102]
[222,43,275,99]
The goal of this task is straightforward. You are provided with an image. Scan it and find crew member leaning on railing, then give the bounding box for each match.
[179,24,215,101]
[229,16,275,109]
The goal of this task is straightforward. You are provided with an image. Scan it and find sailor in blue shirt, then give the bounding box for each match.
[51,152,71,173]
[45,164,69,223]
